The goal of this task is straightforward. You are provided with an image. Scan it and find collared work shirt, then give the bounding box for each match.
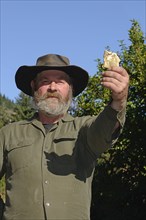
[0,106,125,220]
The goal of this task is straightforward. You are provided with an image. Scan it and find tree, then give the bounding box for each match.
[0,94,16,128]
[75,20,146,220]
[13,92,35,121]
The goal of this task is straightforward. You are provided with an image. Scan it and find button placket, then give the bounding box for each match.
[42,132,54,214]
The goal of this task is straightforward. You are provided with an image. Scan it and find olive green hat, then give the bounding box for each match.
[15,54,89,97]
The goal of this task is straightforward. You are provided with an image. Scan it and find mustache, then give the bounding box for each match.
[34,91,63,101]
[44,92,62,99]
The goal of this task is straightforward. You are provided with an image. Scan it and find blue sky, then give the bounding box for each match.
[0,0,146,101]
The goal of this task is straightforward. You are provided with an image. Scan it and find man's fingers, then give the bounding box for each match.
[110,66,129,77]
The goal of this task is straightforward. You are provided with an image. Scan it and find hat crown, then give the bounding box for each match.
[36,54,70,67]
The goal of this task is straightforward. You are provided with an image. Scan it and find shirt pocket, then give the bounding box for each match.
[6,139,33,174]
[44,132,78,176]
[53,132,78,156]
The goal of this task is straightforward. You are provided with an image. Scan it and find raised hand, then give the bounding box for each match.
[101,66,129,111]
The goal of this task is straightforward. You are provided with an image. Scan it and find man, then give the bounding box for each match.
[0,54,129,220]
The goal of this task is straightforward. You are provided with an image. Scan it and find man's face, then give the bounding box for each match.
[31,70,73,117]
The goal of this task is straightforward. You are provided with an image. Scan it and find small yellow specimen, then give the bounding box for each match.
[103,50,120,69]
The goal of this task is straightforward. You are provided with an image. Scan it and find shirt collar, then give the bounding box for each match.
[61,113,74,122]
[18,112,74,125]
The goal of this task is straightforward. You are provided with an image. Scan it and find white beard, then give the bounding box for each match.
[32,89,72,117]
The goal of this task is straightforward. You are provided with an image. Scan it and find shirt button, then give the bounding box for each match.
[44,180,48,184]
[46,202,50,207]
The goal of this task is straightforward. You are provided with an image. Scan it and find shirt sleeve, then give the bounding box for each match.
[0,128,6,179]
[84,104,126,158]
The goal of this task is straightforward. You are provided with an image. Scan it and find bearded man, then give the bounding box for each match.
[0,54,129,220]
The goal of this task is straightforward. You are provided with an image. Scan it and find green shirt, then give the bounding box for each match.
[0,106,125,220]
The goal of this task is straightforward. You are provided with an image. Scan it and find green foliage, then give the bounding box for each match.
[0,93,35,127]
[74,20,146,220]
[76,59,110,117]
[0,94,15,109]
[0,94,16,128]
[0,176,5,202]
[13,92,35,121]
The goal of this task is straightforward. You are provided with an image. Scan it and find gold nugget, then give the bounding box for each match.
[103,50,120,69]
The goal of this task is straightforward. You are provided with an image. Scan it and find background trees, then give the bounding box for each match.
[76,20,146,220]
[0,20,146,219]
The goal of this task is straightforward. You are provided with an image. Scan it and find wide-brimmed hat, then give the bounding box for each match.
[15,54,89,97]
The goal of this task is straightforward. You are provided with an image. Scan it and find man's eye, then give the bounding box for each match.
[41,80,49,84]
[57,80,65,84]
[57,81,63,84]
[39,80,66,85]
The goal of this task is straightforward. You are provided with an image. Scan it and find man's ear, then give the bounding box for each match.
[31,80,34,90]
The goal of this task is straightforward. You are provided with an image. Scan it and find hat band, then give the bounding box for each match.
[37,61,67,67]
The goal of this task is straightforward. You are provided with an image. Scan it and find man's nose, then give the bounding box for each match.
[48,81,57,91]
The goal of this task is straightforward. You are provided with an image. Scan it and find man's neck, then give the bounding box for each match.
[38,111,65,124]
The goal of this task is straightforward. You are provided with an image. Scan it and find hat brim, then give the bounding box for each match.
[15,65,89,97]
